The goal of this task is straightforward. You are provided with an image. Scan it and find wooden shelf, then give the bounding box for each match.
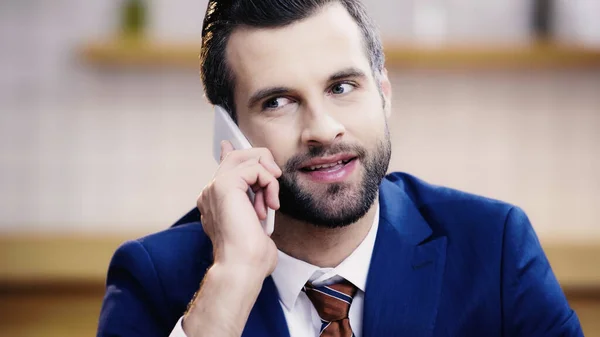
[384,43,600,69]
[80,39,201,68]
[1,234,599,291]
[79,39,600,69]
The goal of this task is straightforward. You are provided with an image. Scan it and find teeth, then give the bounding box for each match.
[307,160,345,171]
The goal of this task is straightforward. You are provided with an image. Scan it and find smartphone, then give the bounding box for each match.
[212,105,275,235]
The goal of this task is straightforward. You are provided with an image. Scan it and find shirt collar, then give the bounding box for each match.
[271,203,380,310]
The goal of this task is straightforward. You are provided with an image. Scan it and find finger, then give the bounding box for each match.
[231,156,282,184]
[250,179,279,211]
[264,178,280,210]
[220,140,235,163]
[262,184,275,213]
[220,148,281,177]
[235,162,278,194]
[263,188,269,215]
[253,189,267,220]
[258,156,282,178]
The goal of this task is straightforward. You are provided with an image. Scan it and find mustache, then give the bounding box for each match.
[283,143,368,172]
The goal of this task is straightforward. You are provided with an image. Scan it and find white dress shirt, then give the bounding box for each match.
[170,203,379,337]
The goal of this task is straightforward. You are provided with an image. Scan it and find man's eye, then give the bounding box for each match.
[262,97,292,110]
[330,82,355,95]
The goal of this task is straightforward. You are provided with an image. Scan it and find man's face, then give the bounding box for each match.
[226,3,392,227]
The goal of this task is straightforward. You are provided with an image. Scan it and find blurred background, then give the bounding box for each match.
[0,0,599,336]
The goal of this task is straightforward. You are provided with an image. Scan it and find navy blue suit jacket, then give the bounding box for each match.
[97,172,582,336]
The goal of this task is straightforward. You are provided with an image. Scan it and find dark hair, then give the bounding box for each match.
[199,0,384,121]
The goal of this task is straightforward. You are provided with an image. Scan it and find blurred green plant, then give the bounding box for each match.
[121,0,147,39]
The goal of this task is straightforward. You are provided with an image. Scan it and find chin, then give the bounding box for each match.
[278,137,389,228]
[278,179,377,229]
[297,179,359,204]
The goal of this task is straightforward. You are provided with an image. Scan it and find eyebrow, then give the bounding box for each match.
[328,67,367,82]
[247,87,292,109]
[246,67,367,109]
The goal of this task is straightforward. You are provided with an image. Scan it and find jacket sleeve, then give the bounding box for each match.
[501,207,583,336]
[97,240,173,337]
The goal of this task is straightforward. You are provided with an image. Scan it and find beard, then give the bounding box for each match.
[277,126,391,228]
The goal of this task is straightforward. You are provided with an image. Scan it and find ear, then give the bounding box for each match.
[380,68,392,119]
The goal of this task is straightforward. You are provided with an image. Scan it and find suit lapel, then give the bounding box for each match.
[362,179,447,337]
[242,276,290,337]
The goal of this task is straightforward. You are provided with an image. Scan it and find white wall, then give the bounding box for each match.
[1,0,599,239]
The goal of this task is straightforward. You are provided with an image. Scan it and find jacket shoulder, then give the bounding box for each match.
[99,221,211,335]
[135,221,213,287]
[121,222,212,310]
[386,172,515,215]
[384,172,518,238]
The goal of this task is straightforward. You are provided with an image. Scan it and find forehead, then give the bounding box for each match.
[226,3,371,97]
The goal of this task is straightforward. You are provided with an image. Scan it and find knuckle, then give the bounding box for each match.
[221,150,236,162]
[249,156,261,165]
[196,193,203,207]
[247,160,263,172]
[197,189,208,209]
[259,147,274,159]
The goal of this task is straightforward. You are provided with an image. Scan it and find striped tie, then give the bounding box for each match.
[303,280,358,337]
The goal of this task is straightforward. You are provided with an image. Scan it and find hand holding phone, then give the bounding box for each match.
[188,109,281,335]
[212,105,276,235]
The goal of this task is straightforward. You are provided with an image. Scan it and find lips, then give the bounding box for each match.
[299,154,357,172]
[302,158,354,171]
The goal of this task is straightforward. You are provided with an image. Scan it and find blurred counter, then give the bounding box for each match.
[1,234,599,337]
[1,234,599,290]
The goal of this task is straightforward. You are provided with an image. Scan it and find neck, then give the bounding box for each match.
[271,198,378,268]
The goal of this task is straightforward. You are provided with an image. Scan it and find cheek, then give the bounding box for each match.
[341,97,386,139]
[246,120,300,166]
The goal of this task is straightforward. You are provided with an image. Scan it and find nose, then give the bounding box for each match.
[300,104,346,147]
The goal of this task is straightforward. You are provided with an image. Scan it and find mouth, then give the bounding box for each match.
[299,154,358,172]
[300,158,356,172]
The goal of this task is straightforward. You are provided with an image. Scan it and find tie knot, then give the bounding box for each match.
[303,280,358,322]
